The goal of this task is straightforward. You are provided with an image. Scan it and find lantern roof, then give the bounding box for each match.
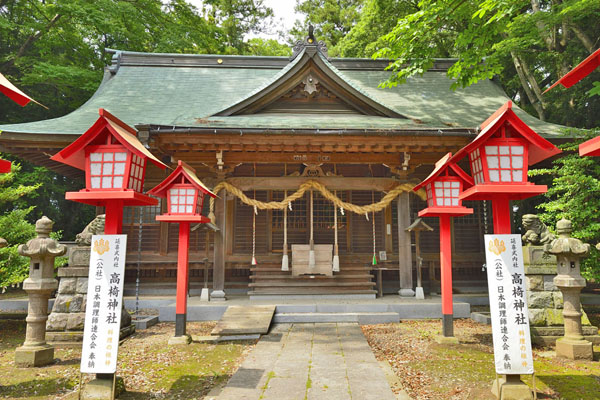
[0,159,11,173]
[451,101,561,166]
[545,47,600,93]
[148,160,216,199]
[51,108,167,171]
[413,152,474,192]
[0,72,45,108]
[405,217,434,233]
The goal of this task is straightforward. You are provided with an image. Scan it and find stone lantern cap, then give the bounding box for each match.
[35,216,53,237]
[544,218,590,257]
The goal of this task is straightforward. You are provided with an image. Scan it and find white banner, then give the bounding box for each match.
[484,234,534,375]
[80,234,127,374]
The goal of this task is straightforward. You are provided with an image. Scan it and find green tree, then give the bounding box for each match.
[368,0,600,128]
[0,161,39,290]
[291,0,363,56]
[529,130,600,280]
[246,38,292,57]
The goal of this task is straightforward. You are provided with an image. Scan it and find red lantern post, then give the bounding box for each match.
[414,153,473,339]
[148,160,216,342]
[0,159,10,173]
[452,101,561,398]
[51,108,167,234]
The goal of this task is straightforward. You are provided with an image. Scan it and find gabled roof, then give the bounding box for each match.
[545,47,600,92]
[50,108,167,170]
[214,48,405,118]
[0,49,567,137]
[148,160,216,198]
[413,152,474,191]
[451,101,561,166]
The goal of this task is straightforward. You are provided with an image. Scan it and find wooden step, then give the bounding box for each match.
[250,274,373,280]
[249,281,376,288]
[248,289,377,295]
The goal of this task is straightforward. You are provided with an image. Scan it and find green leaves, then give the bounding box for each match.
[530,130,600,279]
[588,81,600,98]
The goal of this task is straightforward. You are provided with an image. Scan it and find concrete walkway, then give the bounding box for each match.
[209,323,397,400]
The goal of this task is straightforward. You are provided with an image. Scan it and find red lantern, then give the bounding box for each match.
[148,160,216,340]
[414,153,473,339]
[51,108,167,233]
[452,101,561,205]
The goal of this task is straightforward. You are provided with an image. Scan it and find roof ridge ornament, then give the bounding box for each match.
[291,24,330,61]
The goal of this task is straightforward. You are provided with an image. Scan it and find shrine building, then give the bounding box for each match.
[0,35,564,298]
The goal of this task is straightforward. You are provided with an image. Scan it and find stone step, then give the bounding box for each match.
[273,312,400,325]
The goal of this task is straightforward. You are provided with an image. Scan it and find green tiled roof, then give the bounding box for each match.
[0,49,565,137]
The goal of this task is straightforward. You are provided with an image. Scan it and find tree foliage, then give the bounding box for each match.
[291,0,363,56]
[529,131,600,279]
[0,0,278,125]
[329,0,600,128]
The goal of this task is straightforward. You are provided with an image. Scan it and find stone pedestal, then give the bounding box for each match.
[81,376,125,400]
[491,375,534,400]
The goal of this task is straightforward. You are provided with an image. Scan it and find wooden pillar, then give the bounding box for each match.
[384,204,393,255]
[397,192,414,296]
[211,194,226,301]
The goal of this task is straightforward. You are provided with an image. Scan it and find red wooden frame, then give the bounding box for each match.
[473,138,529,185]
[85,145,131,191]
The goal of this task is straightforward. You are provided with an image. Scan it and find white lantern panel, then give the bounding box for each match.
[451,181,459,188]
[102,177,112,188]
[500,170,512,182]
[443,181,451,188]
[113,176,123,188]
[512,156,523,169]
[91,177,101,188]
[428,199,433,207]
[444,188,451,196]
[489,170,500,182]
[114,162,126,175]
[512,146,524,155]
[104,152,114,162]
[436,198,444,206]
[513,170,523,181]
[136,181,142,192]
[452,189,459,197]
[171,205,177,213]
[477,159,482,170]
[435,188,443,197]
[485,146,498,155]
[90,163,101,175]
[434,182,443,188]
[178,205,185,213]
[500,156,511,168]
[452,198,458,206]
[186,205,193,213]
[90,153,102,162]
[444,198,451,206]
[137,167,143,179]
[170,195,178,205]
[115,152,127,161]
[499,146,510,155]
[487,156,499,168]
[103,163,113,175]
[186,195,194,205]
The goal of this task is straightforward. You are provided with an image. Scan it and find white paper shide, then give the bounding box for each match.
[484,234,533,375]
[80,234,127,374]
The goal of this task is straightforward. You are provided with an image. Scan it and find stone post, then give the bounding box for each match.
[545,219,594,360]
[15,216,66,367]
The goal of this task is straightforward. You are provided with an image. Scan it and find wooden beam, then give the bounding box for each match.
[225,177,405,191]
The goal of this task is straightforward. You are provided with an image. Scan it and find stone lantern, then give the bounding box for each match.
[15,216,66,367]
[545,219,593,360]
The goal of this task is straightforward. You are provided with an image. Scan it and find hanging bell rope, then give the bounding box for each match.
[372,191,377,266]
[308,189,316,269]
[208,180,425,223]
[251,190,257,266]
[333,190,340,272]
[282,190,289,271]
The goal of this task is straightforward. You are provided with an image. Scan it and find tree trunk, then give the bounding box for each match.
[1,13,62,71]
[511,51,545,120]
[570,24,595,53]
